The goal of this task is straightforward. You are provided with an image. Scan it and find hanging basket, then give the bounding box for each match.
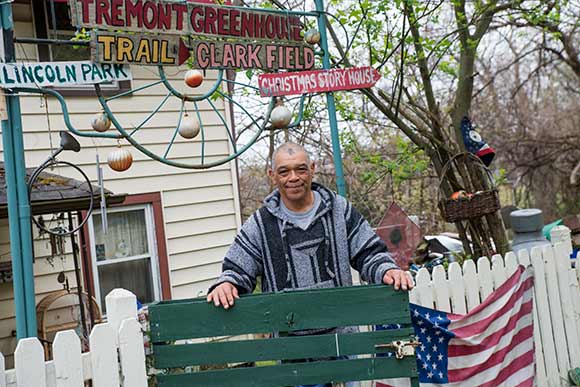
[438,153,500,223]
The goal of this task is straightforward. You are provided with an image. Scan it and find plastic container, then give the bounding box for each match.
[510,209,551,254]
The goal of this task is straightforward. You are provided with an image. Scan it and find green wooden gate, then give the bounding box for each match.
[148,285,419,387]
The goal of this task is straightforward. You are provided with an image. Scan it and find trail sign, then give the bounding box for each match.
[186,40,315,71]
[258,66,381,97]
[0,61,132,88]
[93,32,180,66]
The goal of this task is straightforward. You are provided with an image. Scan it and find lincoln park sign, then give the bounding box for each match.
[69,0,315,70]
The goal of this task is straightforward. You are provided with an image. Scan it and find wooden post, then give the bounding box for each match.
[550,225,572,256]
[105,288,138,340]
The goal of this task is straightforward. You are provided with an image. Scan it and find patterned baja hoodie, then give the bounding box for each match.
[210,183,398,294]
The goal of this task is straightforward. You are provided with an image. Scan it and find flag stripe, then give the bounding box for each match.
[448,321,533,369]
[450,277,533,337]
[447,266,527,327]
[496,365,535,387]
[477,350,535,387]
[448,337,534,382]
[449,301,533,356]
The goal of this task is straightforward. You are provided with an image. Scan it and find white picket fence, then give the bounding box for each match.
[2,228,579,387]
[0,288,147,387]
[409,229,580,387]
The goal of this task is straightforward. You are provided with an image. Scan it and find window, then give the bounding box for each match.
[31,0,131,95]
[85,193,171,312]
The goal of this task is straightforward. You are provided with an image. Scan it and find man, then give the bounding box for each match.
[207,142,413,387]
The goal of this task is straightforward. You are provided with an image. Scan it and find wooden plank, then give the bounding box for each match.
[515,249,547,387]
[153,328,414,368]
[462,259,480,312]
[553,242,580,368]
[15,338,46,387]
[448,262,466,315]
[53,331,83,387]
[0,62,131,88]
[89,324,119,387]
[190,40,315,71]
[4,352,93,387]
[149,285,410,342]
[530,246,560,386]
[0,352,5,387]
[541,245,570,380]
[70,0,304,41]
[476,257,493,301]
[414,268,433,309]
[156,356,418,387]
[118,319,147,387]
[504,251,519,277]
[432,265,450,313]
[570,269,580,366]
[92,32,181,66]
[490,254,507,289]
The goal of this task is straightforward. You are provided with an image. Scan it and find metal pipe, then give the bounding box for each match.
[1,97,28,339]
[13,37,90,46]
[315,0,347,197]
[68,212,88,341]
[9,88,38,336]
[77,211,96,327]
[1,3,37,337]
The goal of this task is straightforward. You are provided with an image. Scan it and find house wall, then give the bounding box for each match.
[0,2,242,366]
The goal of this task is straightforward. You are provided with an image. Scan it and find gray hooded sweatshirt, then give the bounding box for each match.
[210,183,398,294]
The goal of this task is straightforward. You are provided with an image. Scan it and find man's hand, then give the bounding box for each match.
[383,269,414,291]
[207,282,239,309]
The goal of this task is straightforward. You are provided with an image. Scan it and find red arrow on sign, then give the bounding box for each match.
[258,66,381,97]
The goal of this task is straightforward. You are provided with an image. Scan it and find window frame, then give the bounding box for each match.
[81,192,172,308]
[31,0,132,97]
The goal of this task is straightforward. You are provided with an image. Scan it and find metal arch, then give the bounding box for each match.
[95,81,277,169]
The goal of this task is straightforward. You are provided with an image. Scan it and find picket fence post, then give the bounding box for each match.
[14,339,46,387]
[1,288,147,387]
[53,330,83,387]
[0,352,6,387]
[407,245,580,387]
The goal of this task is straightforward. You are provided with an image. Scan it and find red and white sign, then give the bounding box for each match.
[258,66,381,97]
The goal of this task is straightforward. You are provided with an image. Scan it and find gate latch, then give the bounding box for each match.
[374,339,420,359]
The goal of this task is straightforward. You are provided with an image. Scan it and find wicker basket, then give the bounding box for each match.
[438,153,500,223]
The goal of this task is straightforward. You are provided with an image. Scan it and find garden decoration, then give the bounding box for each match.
[2,0,381,339]
[460,116,496,167]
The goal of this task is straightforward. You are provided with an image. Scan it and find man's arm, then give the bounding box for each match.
[207,213,264,308]
[344,200,413,290]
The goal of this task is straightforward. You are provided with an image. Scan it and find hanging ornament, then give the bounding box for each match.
[107,145,133,172]
[184,69,204,88]
[304,29,321,45]
[270,102,292,129]
[91,111,111,133]
[178,113,201,139]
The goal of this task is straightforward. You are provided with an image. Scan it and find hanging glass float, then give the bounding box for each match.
[270,101,292,129]
[178,113,201,139]
[304,29,321,45]
[91,111,111,132]
[184,69,204,88]
[107,145,133,172]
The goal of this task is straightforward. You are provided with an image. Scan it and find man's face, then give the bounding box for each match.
[268,149,315,203]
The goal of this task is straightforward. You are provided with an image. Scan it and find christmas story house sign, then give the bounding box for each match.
[70,0,315,70]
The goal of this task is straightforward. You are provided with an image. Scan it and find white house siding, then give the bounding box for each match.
[0,3,242,366]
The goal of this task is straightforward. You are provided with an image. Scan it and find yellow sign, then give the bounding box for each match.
[93,33,180,66]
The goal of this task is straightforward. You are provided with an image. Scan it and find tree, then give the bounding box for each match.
[314,0,533,257]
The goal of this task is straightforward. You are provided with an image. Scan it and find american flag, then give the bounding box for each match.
[376,265,535,387]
